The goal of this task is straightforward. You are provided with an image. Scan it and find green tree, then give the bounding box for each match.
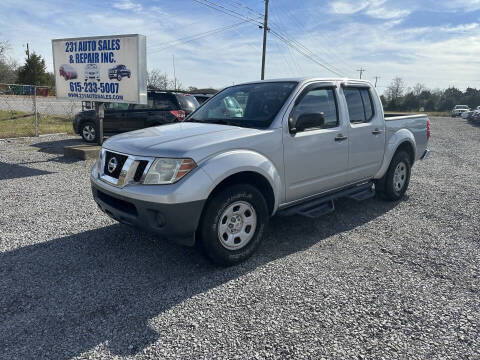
[402,92,420,111]
[17,52,49,85]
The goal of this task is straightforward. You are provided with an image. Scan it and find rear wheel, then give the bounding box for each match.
[81,121,97,143]
[376,151,411,201]
[199,184,269,266]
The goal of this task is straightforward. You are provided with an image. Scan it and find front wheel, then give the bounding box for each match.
[199,184,269,266]
[81,121,97,143]
[117,74,122,81]
[376,151,411,201]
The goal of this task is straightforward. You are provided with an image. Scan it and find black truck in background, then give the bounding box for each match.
[74,91,199,143]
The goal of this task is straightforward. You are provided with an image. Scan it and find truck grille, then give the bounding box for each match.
[104,151,128,179]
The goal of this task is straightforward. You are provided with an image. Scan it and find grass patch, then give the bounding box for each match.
[0,110,75,138]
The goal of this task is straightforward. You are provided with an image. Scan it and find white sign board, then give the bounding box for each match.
[52,34,147,104]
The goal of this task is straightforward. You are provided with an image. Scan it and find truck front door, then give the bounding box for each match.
[283,85,350,202]
[343,86,385,181]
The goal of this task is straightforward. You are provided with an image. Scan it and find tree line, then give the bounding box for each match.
[382,77,480,112]
[0,41,54,87]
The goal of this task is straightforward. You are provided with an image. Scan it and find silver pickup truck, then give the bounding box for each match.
[91,78,430,265]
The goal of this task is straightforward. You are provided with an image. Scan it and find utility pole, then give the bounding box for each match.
[357,68,366,79]
[260,0,269,80]
[374,76,380,87]
[172,54,177,90]
[25,43,30,59]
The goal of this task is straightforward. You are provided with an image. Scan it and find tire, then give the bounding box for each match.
[376,151,411,201]
[199,184,269,266]
[81,121,97,143]
[117,74,122,81]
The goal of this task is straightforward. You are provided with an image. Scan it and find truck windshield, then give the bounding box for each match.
[187,81,297,128]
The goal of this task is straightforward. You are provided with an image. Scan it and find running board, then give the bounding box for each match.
[346,186,375,202]
[278,181,375,218]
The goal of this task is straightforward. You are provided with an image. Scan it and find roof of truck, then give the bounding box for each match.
[236,77,374,87]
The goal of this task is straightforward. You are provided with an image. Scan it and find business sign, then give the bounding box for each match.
[52,34,147,104]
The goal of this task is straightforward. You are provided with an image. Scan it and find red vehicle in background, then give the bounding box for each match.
[59,64,77,80]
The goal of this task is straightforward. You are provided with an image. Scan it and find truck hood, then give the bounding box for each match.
[102,122,276,161]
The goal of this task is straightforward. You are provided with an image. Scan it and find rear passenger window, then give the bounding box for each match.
[344,87,375,123]
[292,88,339,129]
[153,96,176,110]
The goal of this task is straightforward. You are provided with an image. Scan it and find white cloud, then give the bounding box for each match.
[113,0,142,12]
[330,1,369,14]
[330,0,411,20]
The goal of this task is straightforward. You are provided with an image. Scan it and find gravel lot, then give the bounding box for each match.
[0,117,479,359]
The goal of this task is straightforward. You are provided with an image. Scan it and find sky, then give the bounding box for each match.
[1,0,480,91]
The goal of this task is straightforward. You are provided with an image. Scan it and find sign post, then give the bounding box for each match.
[52,34,146,144]
[96,102,105,145]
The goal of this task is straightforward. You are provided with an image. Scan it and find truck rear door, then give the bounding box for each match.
[283,84,349,202]
[343,86,385,181]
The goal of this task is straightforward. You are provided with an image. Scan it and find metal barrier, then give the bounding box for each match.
[0,83,82,138]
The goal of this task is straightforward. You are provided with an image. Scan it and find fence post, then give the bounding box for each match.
[33,86,38,137]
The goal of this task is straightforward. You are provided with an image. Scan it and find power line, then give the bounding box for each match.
[192,0,263,26]
[224,0,264,18]
[273,6,354,76]
[267,6,348,77]
[270,30,344,77]
[192,0,346,78]
[149,21,249,53]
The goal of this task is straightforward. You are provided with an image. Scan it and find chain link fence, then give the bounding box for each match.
[0,83,83,139]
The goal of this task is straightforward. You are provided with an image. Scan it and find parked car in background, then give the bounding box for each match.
[193,94,213,104]
[470,111,480,123]
[108,64,131,81]
[59,64,77,80]
[452,105,470,117]
[84,63,100,82]
[90,78,430,265]
[74,91,199,142]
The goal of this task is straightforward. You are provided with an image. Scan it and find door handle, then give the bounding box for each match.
[335,134,348,142]
[372,128,383,135]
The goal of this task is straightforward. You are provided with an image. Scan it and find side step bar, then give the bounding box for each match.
[278,181,375,218]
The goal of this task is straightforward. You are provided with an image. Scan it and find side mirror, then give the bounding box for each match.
[289,112,325,134]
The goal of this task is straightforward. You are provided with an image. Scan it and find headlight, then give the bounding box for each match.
[144,158,196,184]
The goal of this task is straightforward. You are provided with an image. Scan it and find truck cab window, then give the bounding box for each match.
[291,88,338,131]
[344,87,374,123]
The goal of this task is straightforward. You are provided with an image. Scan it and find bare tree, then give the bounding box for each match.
[412,83,426,96]
[147,69,184,91]
[0,40,8,59]
[147,69,171,90]
[385,77,406,102]
[0,40,18,83]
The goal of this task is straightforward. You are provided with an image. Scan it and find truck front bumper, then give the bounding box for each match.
[91,178,205,246]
